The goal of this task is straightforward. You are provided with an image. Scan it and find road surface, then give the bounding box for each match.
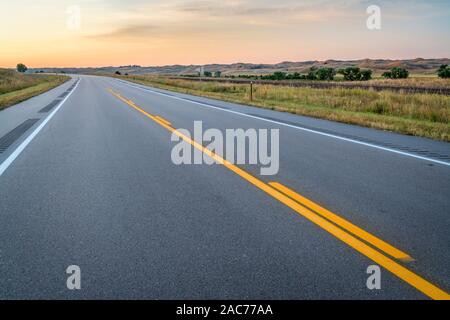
[0,75,449,299]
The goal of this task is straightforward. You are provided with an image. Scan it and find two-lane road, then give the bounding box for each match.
[0,75,449,299]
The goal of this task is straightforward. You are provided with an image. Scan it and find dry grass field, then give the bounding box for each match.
[357,76,450,88]
[0,69,69,110]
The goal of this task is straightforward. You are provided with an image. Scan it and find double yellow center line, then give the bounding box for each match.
[108,88,449,300]
[269,182,413,262]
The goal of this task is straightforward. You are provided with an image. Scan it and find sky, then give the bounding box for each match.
[1,0,449,68]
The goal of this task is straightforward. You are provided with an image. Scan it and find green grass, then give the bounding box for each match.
[116,75,450,142]
[0,69,69,110]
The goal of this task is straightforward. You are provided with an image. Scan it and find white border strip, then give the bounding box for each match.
[0,78,81,176]
[117,79,450,168]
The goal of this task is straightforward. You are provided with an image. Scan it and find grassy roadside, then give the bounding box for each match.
[0,70,69,110]
[115,75,450,142]
[360,77,450,88]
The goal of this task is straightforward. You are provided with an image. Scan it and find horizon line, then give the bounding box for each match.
[2,57,450,70]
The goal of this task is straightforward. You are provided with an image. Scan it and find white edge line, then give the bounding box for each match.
[116,78,450,168]
[0,78,81,176]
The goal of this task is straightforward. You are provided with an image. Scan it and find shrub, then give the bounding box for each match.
[383,67,409,79]
[305,70,317,80]
[214,71,222,78]
[291,72,303,80]
[316,67,336,81]
[360,69,373,81]
[272,72,287,80]
[338,67,372,81]
[17,63,27,73]
[392,67,409,79]
[382,71,392,79]
[338,67,361,81]
[115,71,121,75]
[437,65,450,78]
[203,71,212,77]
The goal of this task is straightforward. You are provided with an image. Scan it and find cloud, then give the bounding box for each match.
[86,24,160,40]
[172,0,366,22]
[85,22,234,41]
[84,0,450,42]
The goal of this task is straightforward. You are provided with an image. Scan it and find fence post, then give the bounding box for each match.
[250,81,253,101]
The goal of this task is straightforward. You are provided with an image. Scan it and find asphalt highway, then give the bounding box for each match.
[0,75,449,299]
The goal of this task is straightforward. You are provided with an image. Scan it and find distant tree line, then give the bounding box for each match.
[183,64,450,81]
[200,71,222,77]
[233,67,373,81]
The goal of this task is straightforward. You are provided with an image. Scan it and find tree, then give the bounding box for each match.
[383,67,409,79]
[17,63,27,73]
[304,71,315,80]
[305,71,317,80]
[303,67,317,80]
[338,67,372,81]
[437,65,450,78]
[316,67,336,81]
[272,71,287,80]
[115,71,121,75]
[291,72,303,80]
[338,67,361,81]
[391,67,409,79]
[203,71,212,77]
[382,71,392,79]
[360,69,373,81]
[214,71,222,78]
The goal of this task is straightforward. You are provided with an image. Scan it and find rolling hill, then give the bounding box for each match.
[28,58,449,76]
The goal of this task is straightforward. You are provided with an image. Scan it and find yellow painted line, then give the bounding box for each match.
[108,88,450,300]
[155,116,172,126]
[269,182,412,262]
